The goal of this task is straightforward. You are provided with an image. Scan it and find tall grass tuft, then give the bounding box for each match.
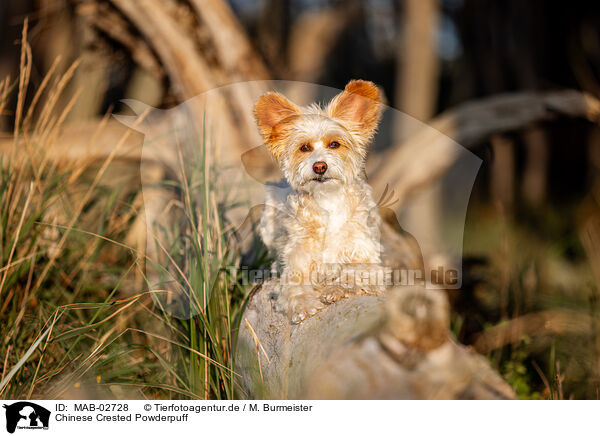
[1,21,256,400]
[141,116,257,399]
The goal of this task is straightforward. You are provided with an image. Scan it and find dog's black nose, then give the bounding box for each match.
[313,161,327,175]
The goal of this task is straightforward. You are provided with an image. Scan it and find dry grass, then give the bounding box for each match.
[458,194,600,399]
[0,22,255,400]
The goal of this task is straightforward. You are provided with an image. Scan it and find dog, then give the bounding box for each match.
[254,80,386,323]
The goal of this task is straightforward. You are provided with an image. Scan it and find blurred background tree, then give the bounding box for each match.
[2,0,599,204]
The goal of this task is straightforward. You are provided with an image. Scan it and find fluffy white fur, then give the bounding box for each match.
[255,80,386,323]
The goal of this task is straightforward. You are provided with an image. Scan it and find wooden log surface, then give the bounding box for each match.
[236,280,516,399]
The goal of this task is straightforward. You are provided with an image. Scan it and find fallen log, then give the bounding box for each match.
[369,90,600,209]
[236,280,516,399]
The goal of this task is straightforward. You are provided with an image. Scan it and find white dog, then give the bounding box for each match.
[254,80,386,323]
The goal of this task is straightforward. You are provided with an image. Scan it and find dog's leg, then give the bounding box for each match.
[282,251,326,323]
[318,263,348,304]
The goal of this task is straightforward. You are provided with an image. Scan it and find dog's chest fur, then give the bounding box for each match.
[261,179,382,269]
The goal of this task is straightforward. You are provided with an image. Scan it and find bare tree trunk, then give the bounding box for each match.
[392,0,443,279]
[256,0,289,75]
[394,0,440,128]
[522,126,548,207]
[108,0,218,98]
[588,127,600,198]
[189,0,270,81]
[68,4,112,121]
[107,0,269,167]
[490,134,515,212]
[284,3,359,102]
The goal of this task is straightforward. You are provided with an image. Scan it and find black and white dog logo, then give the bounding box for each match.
[3,402,50,433]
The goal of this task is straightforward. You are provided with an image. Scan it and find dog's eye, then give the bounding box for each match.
[328,141,340,149]
[300,144,312,152]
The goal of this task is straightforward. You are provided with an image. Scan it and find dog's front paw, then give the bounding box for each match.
[289,295,325,324]
[320,285,347,304]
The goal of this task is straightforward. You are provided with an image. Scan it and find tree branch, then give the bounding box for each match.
[369,90,600,208]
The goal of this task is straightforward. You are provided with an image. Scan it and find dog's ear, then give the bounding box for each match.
[254,92,301,159]
[327,80,382,144]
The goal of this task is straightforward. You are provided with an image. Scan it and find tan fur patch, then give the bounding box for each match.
[254,93,301,159]
[326,80,382,146]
